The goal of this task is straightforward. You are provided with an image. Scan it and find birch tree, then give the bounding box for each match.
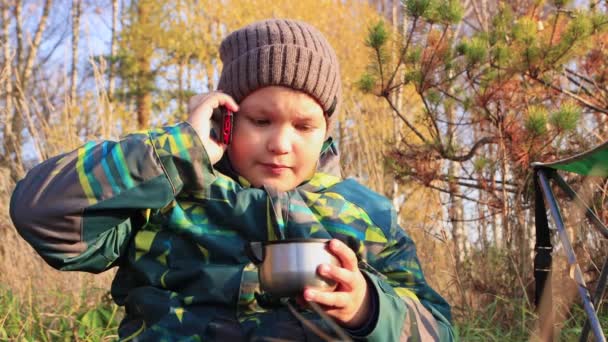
[1,0,53,180]
[70,0,81,102]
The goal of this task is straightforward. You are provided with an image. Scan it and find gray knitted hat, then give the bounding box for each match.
[218,19,341,119]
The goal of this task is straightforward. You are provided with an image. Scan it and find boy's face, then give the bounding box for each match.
[227,86,327,191]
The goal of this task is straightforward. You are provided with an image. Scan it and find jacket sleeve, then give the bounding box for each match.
[10,122,213,273]
[358,207,456,341]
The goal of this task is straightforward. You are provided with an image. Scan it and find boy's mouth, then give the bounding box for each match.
[260,163,291,174]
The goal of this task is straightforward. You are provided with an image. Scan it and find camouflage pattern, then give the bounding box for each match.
[10,122,455,341]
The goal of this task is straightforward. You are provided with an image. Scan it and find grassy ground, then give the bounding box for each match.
[455,297,608,341]
[0,285,121,341]
[1,284,606,341]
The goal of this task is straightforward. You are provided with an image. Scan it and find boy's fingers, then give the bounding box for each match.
[304,288,349,309]
[328,239,358,271]
[210,92,239,112]
[187,94,206,113]
[188,92,239,117]
[318,264,354,289]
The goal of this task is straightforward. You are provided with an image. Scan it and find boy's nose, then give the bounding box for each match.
[267,127,292,154]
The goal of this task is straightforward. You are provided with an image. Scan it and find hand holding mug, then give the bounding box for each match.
[303,239,372,329]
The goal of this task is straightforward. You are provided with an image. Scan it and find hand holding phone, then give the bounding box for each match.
[187,92,239,165]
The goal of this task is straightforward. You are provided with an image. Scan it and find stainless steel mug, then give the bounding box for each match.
[244,239,340,298]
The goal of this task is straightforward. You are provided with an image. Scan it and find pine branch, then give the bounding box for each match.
[382,93,429,144]
[440,136,498,162]
[375,45,385,89]
[385,16,419,91]
[442,178,518,193]
[564,74,593,97]
[437,174,520,187]
[529,73,608,114]
[565,68,596,86]
[425,183,504,207]
[434,86,466,105]
[441,212,500,223]
[420,94,443,144]
[420,25,449,84]
[564,67,607,99]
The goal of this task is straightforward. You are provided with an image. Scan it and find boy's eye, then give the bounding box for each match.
[295,124,313,131]
[249,117,270,126]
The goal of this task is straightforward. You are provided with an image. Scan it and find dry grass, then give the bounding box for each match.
[0,55,120,310]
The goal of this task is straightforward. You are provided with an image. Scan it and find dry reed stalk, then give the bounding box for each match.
[0,57,118,311]
[89,56,114,139]
[15,89,44,163]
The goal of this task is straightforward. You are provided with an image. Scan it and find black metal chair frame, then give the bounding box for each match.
[534,167,608,342]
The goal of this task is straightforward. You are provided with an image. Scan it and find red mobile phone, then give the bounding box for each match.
[221,108,233,145]
[211,107,233,145]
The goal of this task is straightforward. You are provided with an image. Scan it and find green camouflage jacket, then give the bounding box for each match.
[10,122,455,341]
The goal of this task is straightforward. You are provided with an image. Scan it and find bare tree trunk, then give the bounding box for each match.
[1,0,14,165]
[357,115,383,192]
[447,154,466,263]
[485,143,500,248]
[388,0,410,218]
[446,93,466,263]
[205,61,215,91]
[186,57,194,120]
[109,0,118,100]
[515,188,529,287]
[499,120,511,249]
[206,21,217,91]
[395,2,406,130]
[5,0,24,177]
[70,0,81,102]
[20,0,51,88]
[479,194,488,250]
[178,58,185,120]
[464,0,497,252]
[6,0,51,180]
[135,1,151,129]
[104,0,119,138]
[14,0,23,70]
[382,0,390,18]
[449,161,466,264]
[187,58,192,94]
[386,0,401,202]
[136,71,152,129]
[390,0,400,123]
[469,0,490,32]
[476,140,488,251]
[492,212,500,247]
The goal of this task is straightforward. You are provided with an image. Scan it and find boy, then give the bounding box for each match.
[10,19,455,341]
